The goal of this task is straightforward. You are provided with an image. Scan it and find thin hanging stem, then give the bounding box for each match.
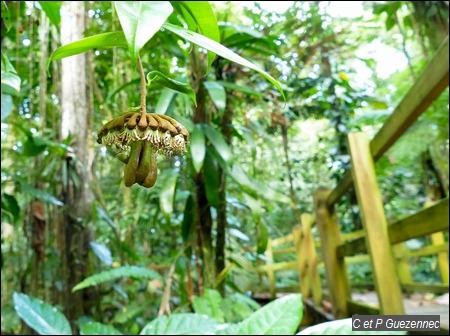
[137,56,147,116]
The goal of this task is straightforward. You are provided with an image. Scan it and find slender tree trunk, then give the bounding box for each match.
[59,1,94,323]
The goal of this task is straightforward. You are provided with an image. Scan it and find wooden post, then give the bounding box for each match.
[265,239,276,299]
[314,188,350,318]
[393,243,413,284]
[348,132,404,314]
[431,232,449,284]
[293,224,307,296]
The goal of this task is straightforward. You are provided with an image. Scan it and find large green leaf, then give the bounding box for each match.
[48,32,127,65]
[21,183,64,206]
[155,88,177,115]
[13,293,71,335]
[1,193,20,224]
[190,124,206,173]
[89,242,113,266]
[147,71,196,106]
[72,266,161,292]
[1,93,13,120]
[204,81,226,112]
[140,313,218,335]
[115,1,173,62]
[297,318,407,335]
[162,23,285,100]
[202,125,232,163]
[172,1,220,71]
[256,219,269,254]
[192,289,225,323]
[159,173,178,216]
[1,1,11,31]
[220,294,303,335]
[38,1,61,27]
[79,322,123,335]
[2,51,21,94]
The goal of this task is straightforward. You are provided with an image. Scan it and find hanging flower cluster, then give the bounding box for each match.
[97,112,189,188]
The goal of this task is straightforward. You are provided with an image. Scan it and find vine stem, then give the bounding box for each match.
[137,56,147,116]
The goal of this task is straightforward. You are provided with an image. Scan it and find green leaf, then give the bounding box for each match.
[204,81,226,112]
[297,318,407,335]
[181,194,195,243]
[173,1,220,72]
[159,173,178,216]
[2,51,21,94]
[256,219,269,254]
[48,32,127,66]
[89,242,113,266]
[147,71,196,106]
[1,193,20,224]
[204,151,219,207]
[1,1,11,31]
[1,93,13,120]
[162,23,285,100]
[228,228,250,241]
[139,313,218,335]
[155,88,177,115]
[96,206,117,230]
[13,293,71,335]
[221,294,303,335]
[115,1,173,62]
[79,322,123,336]
[190,125,206,173]
[192,289,225,323]
[72,266,161,292]
[202,125,232,163]
[38,1,61,27]
[21,183,64,206]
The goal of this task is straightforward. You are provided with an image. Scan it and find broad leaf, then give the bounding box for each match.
[89,242,113,266]
[155,88,177,115]
[229,228,250,242]
[38,1,61,27]
[21,183,64,206]
[202,125,232,163]
[297,318,407,335]
[162,23,285,100]
[48,32,127,65]
[1,193,20,224]
[1,1,11,31]
[220,294,303,335]
[115,1,173,62]
[190,125,206,173]
[79,322,123,335]
[204,81,226,112]
[140,313,217,335]
[1,93,13,120]
[2,51,21,94]
[147,71,196,106]
[256,219,269,254]
[72,266,161,292]
[13,293,71,335]
[172,1,220,71]
[159,173,178,216]
[192,289,225,323]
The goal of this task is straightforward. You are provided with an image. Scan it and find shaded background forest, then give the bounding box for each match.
[1,1,449,334]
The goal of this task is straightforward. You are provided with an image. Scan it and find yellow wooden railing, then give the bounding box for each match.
[255,36,449,319]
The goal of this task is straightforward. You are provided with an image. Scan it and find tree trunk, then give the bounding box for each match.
[59,1,94,323]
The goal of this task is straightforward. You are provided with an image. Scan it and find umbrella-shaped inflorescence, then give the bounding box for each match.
[97,112,189,188]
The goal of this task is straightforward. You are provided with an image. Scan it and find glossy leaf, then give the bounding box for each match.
[38,1,61,27]
[192,289,225,323]
[229,228,250,242]
[1,93,13,120]
[190,125,206,173]
[256,219,269,254]
[220,294,303,335]
[204,81,226,112]
[159,173,178,216]
[115,1,173,62]
[2,51,21,94]
[79,322,123,336]
[155,88,177,115]
[89,242,113,266]
[72,266,161,292]
[202,125,232,163]
[13,293,71,335]
[1,193,20,224]
[297,318,407,335]
[48,32,127,65]
[140,313,217,335]
[1,1,11,31]
[147,71,196,106]
[173,1,220,71]
[162,23,285,100]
